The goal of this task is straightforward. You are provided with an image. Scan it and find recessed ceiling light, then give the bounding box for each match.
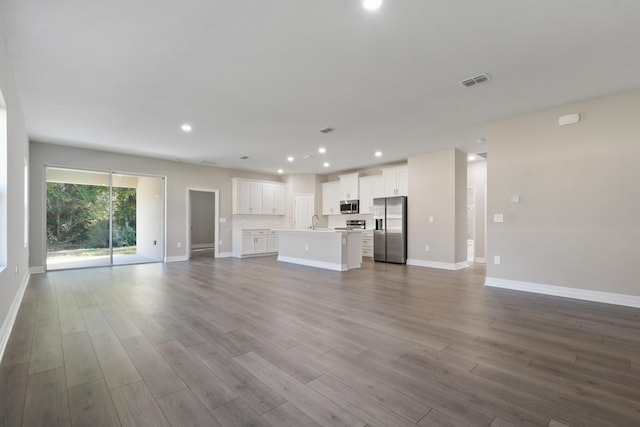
[181,124,192,132]
[318,147,326,154]
[287,156,294,162]
[468,155,476,161]
[374,151,382,157]
[277,169,283,174]
[323,162,330,168]
[362,0,383,11]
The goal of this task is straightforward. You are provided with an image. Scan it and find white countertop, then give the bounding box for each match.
[272,228,362,233]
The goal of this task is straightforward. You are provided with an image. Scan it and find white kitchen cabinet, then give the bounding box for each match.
[362,230,373,258]
[322,181,340,215]
[339,173,359,200]
[267,231,279,253]
[262,183,285,215]
[233,229,277,257]
[358,175,383,214]
[382,165,408,197]
[241,234,255,255]
[232,178,285,215]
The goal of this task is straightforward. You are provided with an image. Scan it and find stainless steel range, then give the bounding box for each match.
[346,219,366,229]
[335,219,366,230]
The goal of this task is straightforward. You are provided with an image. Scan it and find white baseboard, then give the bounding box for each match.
[407,259,469,271]
[278,256,349,271]
[165,255,189,263]
[216,252,232,258]
[474,257,486,264]
[191,243,215,249]
[0,272,30,364]
[29,266,45,274]
[485,277,640,308]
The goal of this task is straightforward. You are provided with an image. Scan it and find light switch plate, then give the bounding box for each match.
[494,255,501,265]
[493,214,504,223]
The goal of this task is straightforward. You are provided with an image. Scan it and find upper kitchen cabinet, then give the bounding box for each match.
[232,178,285,215]
[339,173,359,201]
[262,182,285,215]
[382,165,408,197]
[359,175,383,214]
[322,181,340,215]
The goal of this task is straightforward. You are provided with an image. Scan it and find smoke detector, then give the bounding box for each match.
[460,73,491,88]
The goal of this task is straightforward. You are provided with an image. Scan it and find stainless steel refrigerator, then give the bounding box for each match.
[373,196,407,263]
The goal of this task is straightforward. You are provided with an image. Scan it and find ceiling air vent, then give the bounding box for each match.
[320,127,334,134]
[460,73,491,88]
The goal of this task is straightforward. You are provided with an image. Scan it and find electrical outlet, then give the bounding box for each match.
[493,214,504,223]
[15,264,19,276]
[494,255,501,265]
[219,240,223,246]
[425,245,430,252]
[305,244,309,251]
[428,216,434,223]
[177,242,182,248]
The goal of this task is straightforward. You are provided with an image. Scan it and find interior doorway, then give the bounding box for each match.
[187,188,219,259]
[45,167,165,270]
[467,186,476,263]
[293,193,314,229]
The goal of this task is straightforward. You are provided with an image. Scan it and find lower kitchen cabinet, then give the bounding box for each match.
[267,231,279,253]
[362,230,373,258]
[233,229,278,258]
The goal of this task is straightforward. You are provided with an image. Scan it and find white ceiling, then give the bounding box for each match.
[2,1,640,174]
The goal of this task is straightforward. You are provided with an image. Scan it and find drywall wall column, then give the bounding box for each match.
[486,89,640,301]
[454,149,468,264]
[136,176,164,260]
[0,32,31,361]
[407,148,467,269]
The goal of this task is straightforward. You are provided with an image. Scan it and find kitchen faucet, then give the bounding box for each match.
[311,214,320,230]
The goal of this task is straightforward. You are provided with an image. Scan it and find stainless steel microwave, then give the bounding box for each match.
[340,200,359,214]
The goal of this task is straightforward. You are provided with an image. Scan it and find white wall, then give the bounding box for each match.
[30,142,283,266]
[487,89,640,299]
[0,32,31,360]
[136,176,164,260]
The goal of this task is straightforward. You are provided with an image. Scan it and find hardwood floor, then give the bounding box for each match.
[2,256,640,426]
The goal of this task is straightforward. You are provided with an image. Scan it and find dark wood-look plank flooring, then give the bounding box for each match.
[2,256,640,426]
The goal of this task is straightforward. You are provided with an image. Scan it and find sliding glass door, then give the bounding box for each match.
[46,167,164,270]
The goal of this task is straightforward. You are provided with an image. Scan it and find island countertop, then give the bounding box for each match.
[272,228,363,233]
[274,228,362,271]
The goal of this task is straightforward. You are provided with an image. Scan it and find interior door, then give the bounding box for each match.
[293,194,314,229]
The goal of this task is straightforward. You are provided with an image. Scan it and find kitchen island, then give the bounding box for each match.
[273,229,362,271]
